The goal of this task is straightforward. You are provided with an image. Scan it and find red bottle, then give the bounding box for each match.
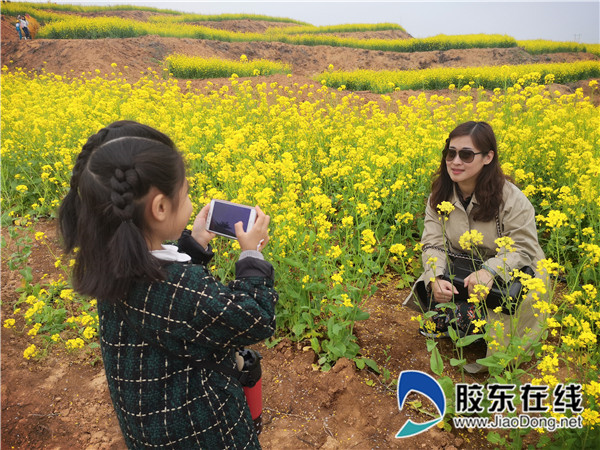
[238,349,263,434]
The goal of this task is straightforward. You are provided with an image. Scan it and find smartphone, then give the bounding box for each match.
[206,199,256,239]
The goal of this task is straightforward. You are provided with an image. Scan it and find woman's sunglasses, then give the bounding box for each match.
[443,148,483,163]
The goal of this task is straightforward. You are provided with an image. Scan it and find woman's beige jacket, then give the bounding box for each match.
[420,181,545,286]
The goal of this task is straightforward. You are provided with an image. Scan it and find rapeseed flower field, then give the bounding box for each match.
[317,61,600,92]
[2,64,599,444]
[165,54,291,79]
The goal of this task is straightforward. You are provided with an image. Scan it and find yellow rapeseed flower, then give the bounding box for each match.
[60,289,75,301]
[23,344,38,360]
[437,201,455,216]
[581,409,600,427]
[82,326,96,340]
[389,243,406,255]
[360,229,376,253]
[459,229,484,251]
[495,236,515,253]
[65,338,85,350]
[27,323,42,336]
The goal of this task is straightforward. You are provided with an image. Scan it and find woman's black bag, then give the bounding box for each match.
[442,255,534,314]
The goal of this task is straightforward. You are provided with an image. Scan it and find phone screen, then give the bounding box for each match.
[208,201,254,239]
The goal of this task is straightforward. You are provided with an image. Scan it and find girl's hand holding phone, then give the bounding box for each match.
[235,205,270,252]
[191,203,216,249]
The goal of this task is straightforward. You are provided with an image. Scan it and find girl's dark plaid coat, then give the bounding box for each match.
[98,231,277,449]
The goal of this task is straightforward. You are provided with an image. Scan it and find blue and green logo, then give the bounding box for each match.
[396,370,446,438]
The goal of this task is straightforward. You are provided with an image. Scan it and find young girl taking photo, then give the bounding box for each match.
[59,121,277,449]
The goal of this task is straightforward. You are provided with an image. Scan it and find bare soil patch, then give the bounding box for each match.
[322,29,413,40]
[191,19,300,34]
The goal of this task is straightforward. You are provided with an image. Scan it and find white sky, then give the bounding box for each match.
[21,1,600,43]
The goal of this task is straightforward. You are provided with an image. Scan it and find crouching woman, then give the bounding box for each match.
[411,121,551,373]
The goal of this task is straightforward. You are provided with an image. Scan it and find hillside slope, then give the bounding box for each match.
[2,14,597,81]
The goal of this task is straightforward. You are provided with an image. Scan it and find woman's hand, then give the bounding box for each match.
[191,203,216,249]
[235,205,270,252]
[431,277,459,303]
[464,269,494,298]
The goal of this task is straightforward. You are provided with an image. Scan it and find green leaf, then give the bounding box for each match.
[437,376,454,399]
[19,266,33,282]
[331,323,344,335]
[354,310,370,321]
[487,431,504,444]
[354,358,366,370]
[292,322,306,337]
[455,334,484,347]
[310,337,321,353]
[426,339,438,352]
[264,337,283,348]
[447,326,458,340]
[364,358,380,373]
[511,368,526,379]
[383,368,391,382]
[396,279,408,289]
[475,355,502,369]
[346,341,360,358]
[536,435,552,448]
[430,346,444,376]
[331,342,347,358]
[450,358,466,367]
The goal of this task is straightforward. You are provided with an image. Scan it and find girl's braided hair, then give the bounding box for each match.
[59,120,174,251]
[58,121,185,302]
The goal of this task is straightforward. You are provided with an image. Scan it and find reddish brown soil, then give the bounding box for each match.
[190,19,301,34]
[0,9,592,449]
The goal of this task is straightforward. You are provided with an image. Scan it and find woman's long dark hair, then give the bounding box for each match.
[58,121,185,302]
[429,121,507,222]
